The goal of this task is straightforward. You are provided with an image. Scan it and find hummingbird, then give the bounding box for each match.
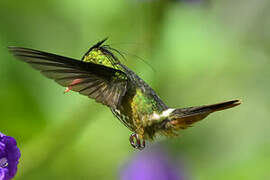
[9,38,241,150]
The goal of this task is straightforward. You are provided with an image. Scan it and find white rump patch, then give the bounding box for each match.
[161,108,175,117]
[150,108,175,121]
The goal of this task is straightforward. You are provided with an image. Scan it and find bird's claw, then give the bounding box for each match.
[129,133,145,150]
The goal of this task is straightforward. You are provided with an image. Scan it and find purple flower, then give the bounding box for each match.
[0,133,20,180]
[120,146,186,180]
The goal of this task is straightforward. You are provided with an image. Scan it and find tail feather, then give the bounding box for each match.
[168,100,241,130]
[183,99,241,114]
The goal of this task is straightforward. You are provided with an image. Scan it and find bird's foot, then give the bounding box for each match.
[129,133,145,150]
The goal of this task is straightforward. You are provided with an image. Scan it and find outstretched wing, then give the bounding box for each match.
[9,47,127,109]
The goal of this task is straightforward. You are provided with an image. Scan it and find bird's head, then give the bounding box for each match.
[82,38,123,70]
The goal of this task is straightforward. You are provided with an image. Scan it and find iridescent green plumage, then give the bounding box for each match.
[9,38,241,150]
[79,40,168,139]
[82,46,127,81]
[83,46,120,69]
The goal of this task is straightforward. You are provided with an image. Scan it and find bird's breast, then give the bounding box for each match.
[112,88,166,139]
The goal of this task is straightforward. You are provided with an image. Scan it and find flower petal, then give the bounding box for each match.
[0,133,20,180]
[2,137,20,161]
[0,168,8,180]
[120,147,183,180]
[0,143,6,158]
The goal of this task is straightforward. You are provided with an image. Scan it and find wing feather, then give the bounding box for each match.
[9,47,128,108]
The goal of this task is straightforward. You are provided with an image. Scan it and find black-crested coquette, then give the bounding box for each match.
[9,38,241,150]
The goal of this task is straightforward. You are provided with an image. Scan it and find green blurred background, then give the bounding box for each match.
[0,0,270,179]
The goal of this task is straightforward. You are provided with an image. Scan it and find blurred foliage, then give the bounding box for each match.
[0,0,269,179]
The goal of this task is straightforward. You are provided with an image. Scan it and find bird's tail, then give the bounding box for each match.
[167,100,241,131]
